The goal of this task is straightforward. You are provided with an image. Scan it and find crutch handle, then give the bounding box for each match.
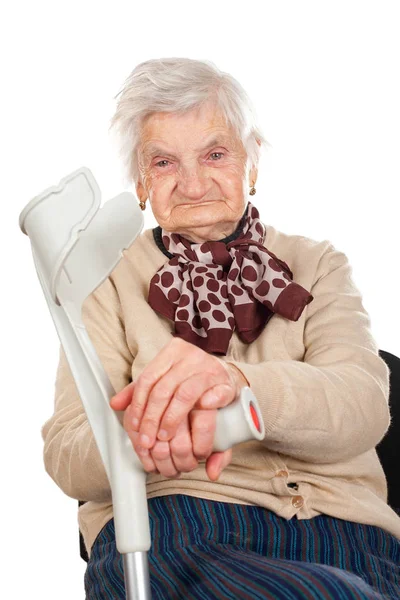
[213,386,265,451]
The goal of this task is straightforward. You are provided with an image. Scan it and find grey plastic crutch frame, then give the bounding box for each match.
[19,167,265,600]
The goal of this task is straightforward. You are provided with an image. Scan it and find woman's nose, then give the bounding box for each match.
[177,164,209,199]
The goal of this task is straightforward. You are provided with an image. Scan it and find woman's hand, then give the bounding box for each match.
[112,337,246,447]
[118,406,232,480]
[110,337,247,478]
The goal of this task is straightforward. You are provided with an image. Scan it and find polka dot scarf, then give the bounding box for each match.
[148,202,314,355]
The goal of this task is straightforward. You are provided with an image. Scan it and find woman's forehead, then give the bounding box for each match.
[139,105,241,156]
[141,104,233,139]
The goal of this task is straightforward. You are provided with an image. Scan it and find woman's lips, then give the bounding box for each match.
[179,199,218,206]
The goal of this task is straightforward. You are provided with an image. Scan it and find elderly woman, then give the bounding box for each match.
[42,58,400,599]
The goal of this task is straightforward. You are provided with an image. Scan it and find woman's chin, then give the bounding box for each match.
[174,221,237,242]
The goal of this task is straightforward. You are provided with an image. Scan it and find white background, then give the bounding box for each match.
[2,1,399,598]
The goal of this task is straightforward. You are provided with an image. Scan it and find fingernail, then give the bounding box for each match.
[132,418,139,430]
[137,446,149,456]
[202,395,219,408]
[158,429,168,441]
[140,434,151,447]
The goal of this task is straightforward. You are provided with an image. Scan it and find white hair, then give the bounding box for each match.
[108,57,270,187]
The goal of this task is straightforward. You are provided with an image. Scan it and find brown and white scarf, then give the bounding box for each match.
[148,202,314,355]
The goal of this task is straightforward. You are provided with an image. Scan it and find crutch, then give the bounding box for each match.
[19,167,266,600]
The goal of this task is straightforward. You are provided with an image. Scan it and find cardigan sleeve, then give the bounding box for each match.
[41,276,134,502]
[228,244,391,464]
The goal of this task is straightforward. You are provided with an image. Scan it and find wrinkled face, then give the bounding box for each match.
[136,101,257,242]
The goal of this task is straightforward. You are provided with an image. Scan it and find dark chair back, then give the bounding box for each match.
[376,350,400,514]
[78,500,89,562]
[77,349,400,562]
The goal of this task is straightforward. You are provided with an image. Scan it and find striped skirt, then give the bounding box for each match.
[84,494,400,599]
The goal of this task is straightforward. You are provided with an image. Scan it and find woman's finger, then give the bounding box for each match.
[169,417,199,473]
[156,375,235,444]
[129,339,181,432]
[150,440,180,478]
[133,359,198,449]
[189,409,217,460]
[127,429,158,474]
[205,449,233,481]
[110,381,135,411]
[195,383,237,410]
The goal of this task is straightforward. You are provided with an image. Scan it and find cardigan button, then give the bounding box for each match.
[291,496,304,509]
[275,470,289,477]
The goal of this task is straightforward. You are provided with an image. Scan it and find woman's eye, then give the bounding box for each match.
[155,159,170,168]
[209,152,224,160]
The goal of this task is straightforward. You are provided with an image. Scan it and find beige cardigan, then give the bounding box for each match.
[41,224,400,558]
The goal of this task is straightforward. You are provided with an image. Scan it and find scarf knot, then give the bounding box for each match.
[204,241,233,270]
